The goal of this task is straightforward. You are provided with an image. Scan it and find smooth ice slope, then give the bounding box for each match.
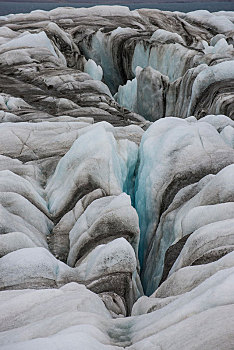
[46,124,138,219]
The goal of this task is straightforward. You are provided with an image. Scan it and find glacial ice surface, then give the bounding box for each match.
[0,5,234,349]
[84,59,103,81]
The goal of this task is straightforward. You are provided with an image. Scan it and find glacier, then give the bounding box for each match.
[0,4,234,350]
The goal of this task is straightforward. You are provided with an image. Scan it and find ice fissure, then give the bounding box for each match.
[1,5,234,349]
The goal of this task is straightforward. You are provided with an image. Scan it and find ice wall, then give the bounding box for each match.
[84,59,103,81]
[135,117,234,294]
[115,66,169,121]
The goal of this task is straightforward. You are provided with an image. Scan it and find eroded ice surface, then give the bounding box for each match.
[0,5,234,350]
